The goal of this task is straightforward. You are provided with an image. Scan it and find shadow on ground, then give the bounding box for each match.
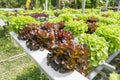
[16,66,48,80]
[0,28,6,38]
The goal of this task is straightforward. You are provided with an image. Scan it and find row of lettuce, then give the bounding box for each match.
[0,9,120,76]
[109,72,120,80]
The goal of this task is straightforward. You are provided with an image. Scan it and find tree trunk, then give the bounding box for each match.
[75,0,77,8]
[45,0,48,10]
[82,0,86,14]
[56,0,60,9]
[35,0,39,8]
[118,0,120,11]
[105,0,109,7]
[57,0,63,9]
[30,0,34,10]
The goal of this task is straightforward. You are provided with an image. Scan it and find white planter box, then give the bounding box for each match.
[0,8,23,11]
[0,19,6,27]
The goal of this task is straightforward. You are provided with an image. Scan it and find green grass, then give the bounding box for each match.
[0,27,48,80]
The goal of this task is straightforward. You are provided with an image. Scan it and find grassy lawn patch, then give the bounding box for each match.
[0,27,48,80]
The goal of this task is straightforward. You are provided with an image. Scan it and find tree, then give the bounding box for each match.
[45,0,48,10]
[82,0,86,14]
[118,0,120,11]
[105,0,109,7]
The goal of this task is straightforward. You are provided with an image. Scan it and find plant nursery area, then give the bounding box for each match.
[0,0,120,80]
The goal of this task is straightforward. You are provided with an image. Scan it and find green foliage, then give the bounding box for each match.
[64,20,88,36]
[96,22,107,27]
[77,13,100,21]
[109,72,120,80]
[0,0,25,8]
[54,8,81,14]
[0,0,117,9]
[98,17,118,25]
[0,11,15,20]
[77,14,89,21]
[95,26,120,54]
[8,16,38,33]
[0,10,7,15]
[42,10,54,16]
[48,17,61,23]
[49,13,75,23]
[76,33,108,67]
[16,65,48,80]
[58,13,74,22]
[0,14,7,21]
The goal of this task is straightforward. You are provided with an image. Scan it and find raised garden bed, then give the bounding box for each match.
[10,31,120,80]
[10,31,89,80]
[4,9,120,80]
